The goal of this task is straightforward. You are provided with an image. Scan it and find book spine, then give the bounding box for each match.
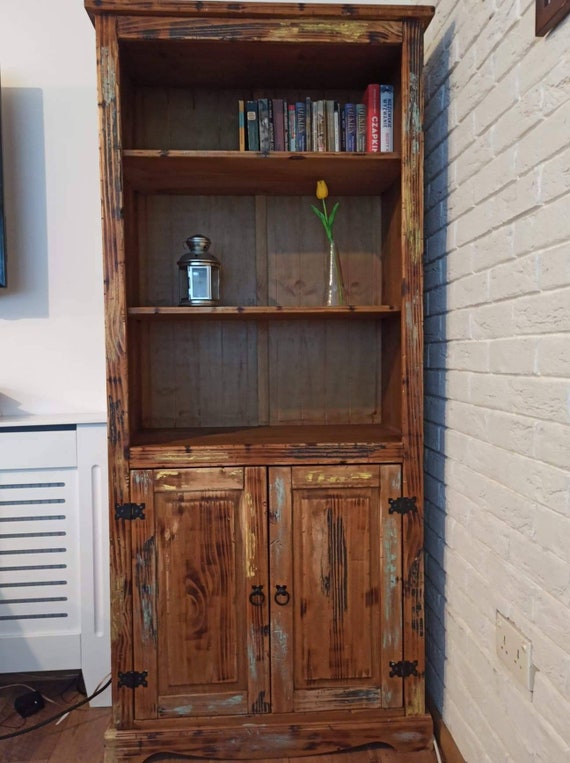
[246,99,259,151]
[287,103,296,151]
[296,101,306,151]
[333,101,340,152]
[314,100,325,152]
[272,99,285,151]
[344,103,356,152]
[356,103,367,152]
[268,98,275,151]
[258,97,271,153]
[238,99,246,152]
[380,84,394,152]
[305,96,313,152]
[283,99,289,151]
[325,99,335,151]
[363,83,380,152]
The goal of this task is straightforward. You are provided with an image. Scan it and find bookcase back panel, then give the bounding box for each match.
[268,319,383,426]
[131,87,242,151]
[125,83,401,152]
[132,195,383,308]
[134,195,258,307]
[135,318,383,429]
[140,320,261,429]
[120,38,401,91]
[266,196,382,307]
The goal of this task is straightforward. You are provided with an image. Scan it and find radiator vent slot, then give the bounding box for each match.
[0,471,80,635]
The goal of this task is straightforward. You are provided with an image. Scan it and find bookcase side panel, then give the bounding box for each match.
[95,13,134,729]
[400,19,426,716]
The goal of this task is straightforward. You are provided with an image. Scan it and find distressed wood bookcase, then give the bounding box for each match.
[85,2,434,761]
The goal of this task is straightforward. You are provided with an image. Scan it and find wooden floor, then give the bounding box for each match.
[0,673,439,763]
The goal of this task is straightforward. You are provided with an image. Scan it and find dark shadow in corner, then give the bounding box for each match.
[423,23,453,715]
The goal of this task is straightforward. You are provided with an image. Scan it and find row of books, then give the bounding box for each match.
[238,84,394,154]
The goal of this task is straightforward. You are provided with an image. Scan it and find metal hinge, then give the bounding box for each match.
[115,502,146,520]
[388,496,418,516]
[118,671,148,689]
[389,660,419,678]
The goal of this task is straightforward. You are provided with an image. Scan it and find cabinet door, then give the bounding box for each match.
[131,467,270,720]
[269,464,403,714]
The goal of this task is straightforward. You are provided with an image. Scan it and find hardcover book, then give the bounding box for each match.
[380,84,394,152]
[238,99,246,151]
[344,103,357,152]
[314,100,325,152]
[305,96,313,152]
[258,98,271,153]
[296,101,306,152]
[246,99,259,151]
[287,103,296,151]
[272,98,285,151]
[362,83,380,152]
[356,103,367,152]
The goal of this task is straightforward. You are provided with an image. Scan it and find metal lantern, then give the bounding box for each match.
[177,234,221,306]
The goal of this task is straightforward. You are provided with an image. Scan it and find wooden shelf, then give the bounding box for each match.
[122,150,401,195]
[129,424,404,468]
[128,305,400,320]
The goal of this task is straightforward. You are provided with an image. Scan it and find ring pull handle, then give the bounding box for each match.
[249,584,265,607]
[274,584,290,606]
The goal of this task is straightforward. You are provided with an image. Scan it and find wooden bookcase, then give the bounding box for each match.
[84,3,434,761]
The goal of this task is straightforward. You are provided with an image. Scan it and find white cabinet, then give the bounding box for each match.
[0,417,111,706]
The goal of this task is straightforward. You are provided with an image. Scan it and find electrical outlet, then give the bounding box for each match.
[496,611,534,692]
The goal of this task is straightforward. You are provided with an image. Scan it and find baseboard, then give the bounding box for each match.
[427,695,466,763]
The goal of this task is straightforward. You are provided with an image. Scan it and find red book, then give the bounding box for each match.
[362,84,380,152]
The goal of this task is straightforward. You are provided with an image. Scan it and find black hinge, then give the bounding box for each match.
[118,671,148,689]
[115,502,146,520]
[388,496,418,516]
[389,660,419,678]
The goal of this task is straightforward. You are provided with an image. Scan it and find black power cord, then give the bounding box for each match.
[0,677,112,741]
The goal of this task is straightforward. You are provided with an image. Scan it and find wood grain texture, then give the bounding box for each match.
[95,13,133,729]
[400,20,426,716]
[84,1,435,27]
[90,3,434,759]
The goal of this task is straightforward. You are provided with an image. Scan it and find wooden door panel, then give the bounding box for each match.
[132,466,269,719]
[270,464,402,714]
[156,490,242,691]
[293,491,379,693]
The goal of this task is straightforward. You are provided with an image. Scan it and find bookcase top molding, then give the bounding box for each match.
[85,1,434,28]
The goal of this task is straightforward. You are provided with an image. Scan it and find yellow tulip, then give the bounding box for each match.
[316,180,329,200]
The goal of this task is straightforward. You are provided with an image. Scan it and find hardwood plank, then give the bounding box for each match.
[123,152,402,196]
[399,19,426,717]
[85,1,435,26]
[94,12,133,729]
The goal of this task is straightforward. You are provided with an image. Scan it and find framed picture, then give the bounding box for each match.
[0,73,5,288]
[536,0,570,35]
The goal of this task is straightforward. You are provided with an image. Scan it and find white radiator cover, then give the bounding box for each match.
[0,419,110,706]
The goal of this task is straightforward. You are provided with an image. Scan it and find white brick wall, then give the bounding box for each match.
[423,0,570,760]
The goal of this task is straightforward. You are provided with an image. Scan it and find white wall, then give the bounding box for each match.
[424,0,570,760]
[0,0,104,416]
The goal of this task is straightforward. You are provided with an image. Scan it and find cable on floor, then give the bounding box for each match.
[0,676,111,741]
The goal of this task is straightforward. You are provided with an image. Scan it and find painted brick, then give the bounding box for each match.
[537,243,570,291]
[534,420,570,473]
[488,252,539,302]
[424,2,570,758]
[536,335,570,377]
[513,287,570,335]
[488,336,538,375]
[532,503,570,564]
[471,224,515,274]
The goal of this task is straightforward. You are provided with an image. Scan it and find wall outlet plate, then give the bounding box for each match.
[496,611,534,692]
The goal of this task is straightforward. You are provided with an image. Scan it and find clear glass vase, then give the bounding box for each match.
[325,239,345,306]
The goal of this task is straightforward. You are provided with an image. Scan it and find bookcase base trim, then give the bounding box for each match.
[103,714,434,762]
